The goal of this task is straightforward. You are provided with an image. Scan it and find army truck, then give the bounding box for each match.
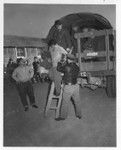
[47,13,116,97]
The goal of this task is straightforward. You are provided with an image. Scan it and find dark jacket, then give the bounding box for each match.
[7,62,17,75]
[33,61,39,74]
[47,27,72,50]
[39,59,52,70]
[57,61,79,84]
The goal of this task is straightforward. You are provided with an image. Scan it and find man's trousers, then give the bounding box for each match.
[49,67,62,95]
[16,81,35,107]
[60,84,82,119]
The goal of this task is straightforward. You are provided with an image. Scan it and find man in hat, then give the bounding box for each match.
[81,27,94,52]
[47,20,72,53]
[32,56,41,82]
[56,54,82,120]
[7,58,17,84]
[12,58,38,111]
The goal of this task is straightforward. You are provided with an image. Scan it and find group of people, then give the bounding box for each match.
[6,56,51,84]
[47,20,95,56]
[44,38,82,120]
[6,56,51,111]
[6,19,96,119]
[46,20,83,120]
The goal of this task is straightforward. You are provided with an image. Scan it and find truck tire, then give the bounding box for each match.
[106,75,116,98]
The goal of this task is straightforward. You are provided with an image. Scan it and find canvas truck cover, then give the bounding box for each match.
[46,13,113,53]
[46,12,112,40]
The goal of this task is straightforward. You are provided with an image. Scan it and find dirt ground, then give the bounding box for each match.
[4,79,116,147]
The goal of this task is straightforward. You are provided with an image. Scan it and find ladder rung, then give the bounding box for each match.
[50,106,58,110]
[52,96,60,99]
[45,82,63,118]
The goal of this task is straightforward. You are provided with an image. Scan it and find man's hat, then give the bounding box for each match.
[67,54,76,60]
[48,39,57,47]
[9,58,13,61]
[17,58,24,64]
[72,23,78,28]
[71,21,80,28]
[54,20,62,26]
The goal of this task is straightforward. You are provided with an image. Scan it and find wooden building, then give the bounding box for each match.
[4,35,48,67]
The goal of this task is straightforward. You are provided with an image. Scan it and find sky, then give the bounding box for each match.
[4,4,116,38]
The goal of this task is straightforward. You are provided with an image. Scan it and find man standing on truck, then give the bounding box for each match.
[56,54,82,120]
[71,23,80,56]
[81,28,94,52]
[46,20,72,53]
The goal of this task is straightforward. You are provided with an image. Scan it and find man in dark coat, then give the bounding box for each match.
[56,54,82,120]
[46,20,72,52]
[7,58,17,83]
[32,57,41,82]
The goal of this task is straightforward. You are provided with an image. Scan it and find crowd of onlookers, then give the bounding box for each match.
[5,56,52,85]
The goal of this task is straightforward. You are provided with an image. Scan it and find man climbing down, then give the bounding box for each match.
[47,20,72,53]
[48,39,68,96]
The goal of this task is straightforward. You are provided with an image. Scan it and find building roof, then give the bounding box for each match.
[4,35,47,47]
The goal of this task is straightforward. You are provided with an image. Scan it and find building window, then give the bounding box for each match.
[16,47,26,58]
[30,48,36,55]
[37,48,42,58]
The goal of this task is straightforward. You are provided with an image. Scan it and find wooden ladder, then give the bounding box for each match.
[45,82,63,118]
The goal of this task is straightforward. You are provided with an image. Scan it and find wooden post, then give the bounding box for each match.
[77,38,83,72]
[15,47,17,59]
[114,30,116,71]
[36,48,38,57]
[25,48,27,58]
[105,30,110,70]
